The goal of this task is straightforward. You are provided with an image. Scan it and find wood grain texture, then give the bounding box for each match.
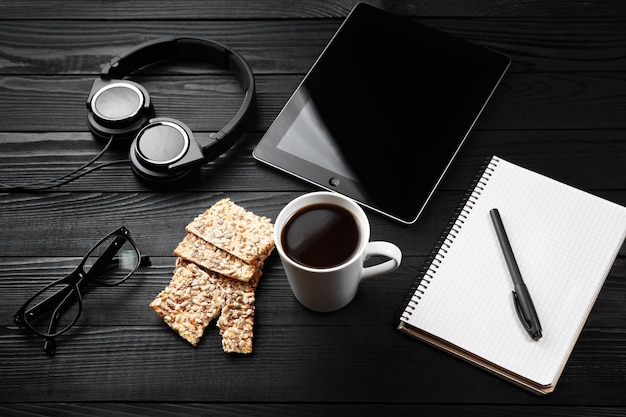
[2,0,626,415]
[1,19,626,75]
[1,0,625,19]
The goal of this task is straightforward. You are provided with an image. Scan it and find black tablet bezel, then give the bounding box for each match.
[253,3,510,224]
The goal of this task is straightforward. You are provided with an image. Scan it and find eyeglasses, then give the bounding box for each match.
[14,226,150,356]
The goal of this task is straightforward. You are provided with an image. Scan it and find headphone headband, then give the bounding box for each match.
[101,37,254,91]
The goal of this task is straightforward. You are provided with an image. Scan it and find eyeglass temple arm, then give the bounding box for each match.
[20,283,76,322]
[21,267,108,323]
[41,285,82,356]
[43,338,56,356]
[46,289,78,333]
[88,237,150,277]
[139,255,151,266]
[86,236,150,270]
[23,260,151,324]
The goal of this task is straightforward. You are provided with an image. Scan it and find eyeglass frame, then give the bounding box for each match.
[13,226,149,355]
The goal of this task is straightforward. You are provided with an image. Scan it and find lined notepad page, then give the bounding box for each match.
[402,156,626,386]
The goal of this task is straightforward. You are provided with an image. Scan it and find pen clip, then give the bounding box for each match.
[513,291,532,330]
[512,291,542,340]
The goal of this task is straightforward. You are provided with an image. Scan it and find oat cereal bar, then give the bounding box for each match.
[150,259,260,353]
[174,232,259,282]
[185,198,275,265]
[149,261,222,346]
[217,291,256,354]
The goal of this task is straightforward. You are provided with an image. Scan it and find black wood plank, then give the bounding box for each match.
[1,19,626,75]
[1,403,626,417]
[2,130,626,196]
[0,324,625,404]
[1,72,625,134]
[2,187,626,256]
[2,0,626,19]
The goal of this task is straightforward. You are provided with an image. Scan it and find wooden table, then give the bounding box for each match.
[1,1,625,415]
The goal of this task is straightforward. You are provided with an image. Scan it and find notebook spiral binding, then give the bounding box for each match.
[397,156,500,322]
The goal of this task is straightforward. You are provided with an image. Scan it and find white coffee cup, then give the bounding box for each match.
[274,191,402,312]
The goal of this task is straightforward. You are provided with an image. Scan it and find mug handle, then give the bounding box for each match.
[361,241,402,280]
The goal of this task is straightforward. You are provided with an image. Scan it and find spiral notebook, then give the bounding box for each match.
[397,155,626,395]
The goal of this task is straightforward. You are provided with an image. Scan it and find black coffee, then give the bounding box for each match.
[281,203,361,269]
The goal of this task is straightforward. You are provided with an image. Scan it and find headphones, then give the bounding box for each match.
[86,37,255,184]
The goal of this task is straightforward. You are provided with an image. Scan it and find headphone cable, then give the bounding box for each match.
[0,136,128,191]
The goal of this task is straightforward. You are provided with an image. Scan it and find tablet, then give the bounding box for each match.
[253,3,510,224]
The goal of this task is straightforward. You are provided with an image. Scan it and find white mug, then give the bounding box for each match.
[274,191,402,312]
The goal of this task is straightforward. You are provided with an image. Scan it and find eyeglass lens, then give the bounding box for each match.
[85,234,140,285]
[24,281,81,337]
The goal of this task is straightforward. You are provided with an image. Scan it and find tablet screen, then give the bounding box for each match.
[253,3,510,224]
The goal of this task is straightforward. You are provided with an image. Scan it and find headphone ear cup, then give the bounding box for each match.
[128,152,195,185]
[86,79,155,142]
[128,117,201,185]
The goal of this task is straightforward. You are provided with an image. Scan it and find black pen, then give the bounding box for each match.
[489,208,543,340]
